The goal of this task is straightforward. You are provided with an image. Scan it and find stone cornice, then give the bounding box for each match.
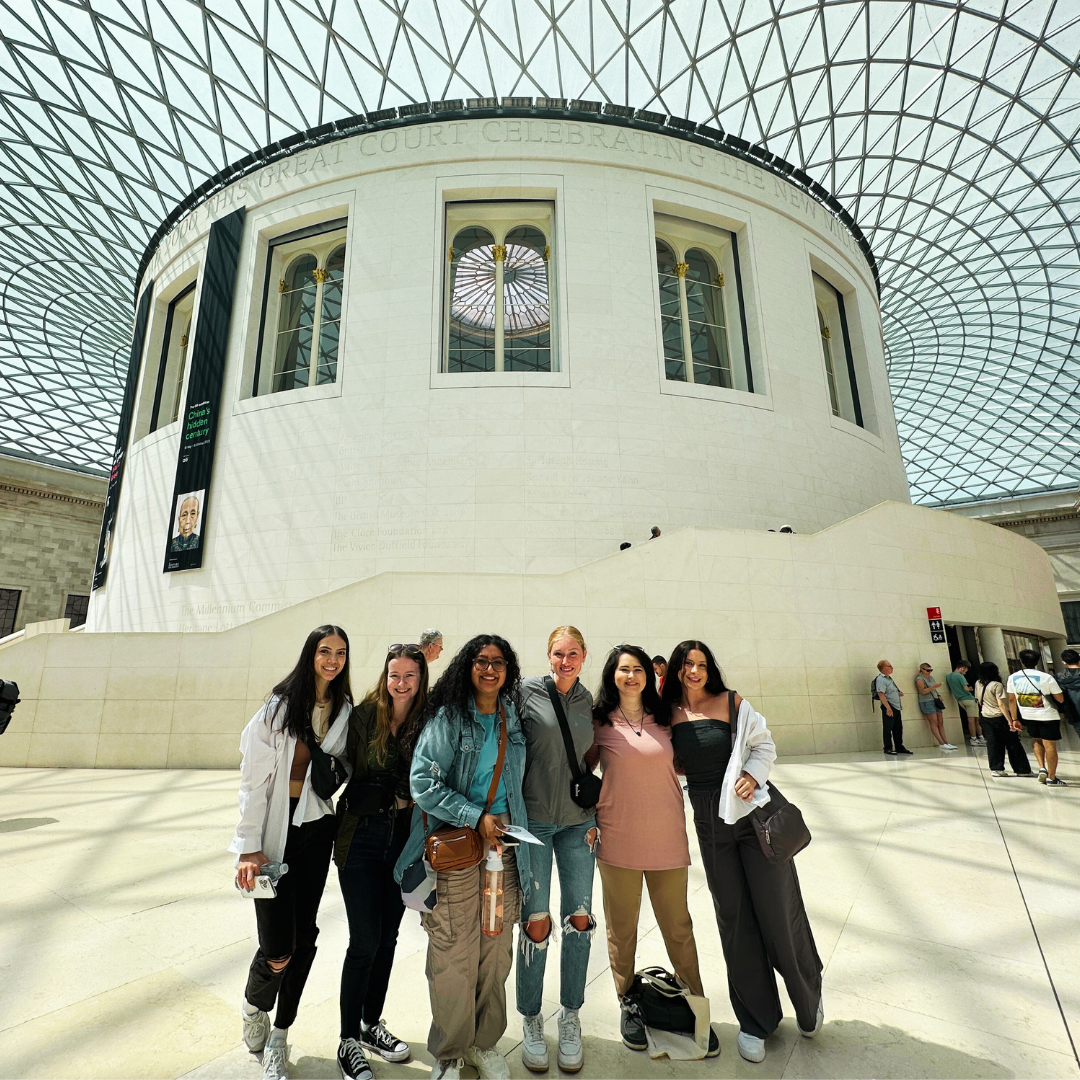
[0,481,105,510]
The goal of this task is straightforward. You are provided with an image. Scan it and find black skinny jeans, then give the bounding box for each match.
[338,806,411,1038]
[245,803,337,1029]
[689,786,822,1040]
[980,716,1032,775]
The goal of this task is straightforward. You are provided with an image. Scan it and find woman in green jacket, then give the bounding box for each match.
[334,644,428,1080]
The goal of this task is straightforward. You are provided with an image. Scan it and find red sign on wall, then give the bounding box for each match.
[926,606,945,643]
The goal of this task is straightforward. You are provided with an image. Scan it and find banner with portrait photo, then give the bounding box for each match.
[163,206,245,573]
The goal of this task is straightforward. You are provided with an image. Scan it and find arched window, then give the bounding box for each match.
[813,272,863,426]
[444,202,555,373]
[273,253,318,392]
[684,248,731,387]
[448,226,497,372]
[316,244,346,384]
[655,216,753,392]
[149,281,197,432]
[818,305,841,417]
[252,218,348,397]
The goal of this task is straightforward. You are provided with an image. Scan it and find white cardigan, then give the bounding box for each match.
[228,695,351,865]
[718,697,777,824]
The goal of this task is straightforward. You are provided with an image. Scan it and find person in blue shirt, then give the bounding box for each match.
[395,634,531,1080]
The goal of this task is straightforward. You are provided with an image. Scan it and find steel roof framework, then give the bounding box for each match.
[0,0,1077,504]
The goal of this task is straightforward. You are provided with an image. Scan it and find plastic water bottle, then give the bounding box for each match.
[260,862,289,883]
[481,848,504,937]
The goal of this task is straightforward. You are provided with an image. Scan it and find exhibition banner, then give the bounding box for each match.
[92,280,154,590]
[163,206,246,573]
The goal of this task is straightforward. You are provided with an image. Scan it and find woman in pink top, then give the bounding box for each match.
[585,644,718,1058]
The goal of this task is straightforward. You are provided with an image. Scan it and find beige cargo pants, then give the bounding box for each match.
[421,845,521,1060]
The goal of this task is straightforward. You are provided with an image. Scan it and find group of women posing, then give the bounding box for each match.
[230,625,823,1080]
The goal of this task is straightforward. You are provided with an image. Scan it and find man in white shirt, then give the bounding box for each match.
[1006,649,1067,786]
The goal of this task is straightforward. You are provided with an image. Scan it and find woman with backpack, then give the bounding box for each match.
[516,626,598,1074]
[663,639,823,1064]
[333,644,429,1080]
[230,625,353,1080]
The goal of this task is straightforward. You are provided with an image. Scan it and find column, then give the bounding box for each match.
[979,626,1009,674]
[493,244,506,372]
[676,261,695,384]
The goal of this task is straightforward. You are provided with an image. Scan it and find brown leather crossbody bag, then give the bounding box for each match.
[423,701,508,873]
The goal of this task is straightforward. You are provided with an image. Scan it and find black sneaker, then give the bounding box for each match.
[896,747,914,755]
[705,1027,721,1057]
[360,1019,411,1063]
[1045,777,1068,787]
[620,998,647,1051]
[883,748,897,755]
[337,1038,373,1080]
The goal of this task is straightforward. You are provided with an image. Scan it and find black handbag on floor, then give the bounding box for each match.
[627,967,696,1035]
[544,676,602,809]
[728,691,811,863]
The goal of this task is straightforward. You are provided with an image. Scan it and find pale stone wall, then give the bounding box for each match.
[89,117,909,634]
[1,501,1065,769]
[0,454,106,633]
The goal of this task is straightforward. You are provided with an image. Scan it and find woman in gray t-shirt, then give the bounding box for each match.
[515,626,598,1074]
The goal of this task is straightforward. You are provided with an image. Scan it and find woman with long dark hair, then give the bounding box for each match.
[334,644,429,1080]
[974,660,1033,777]
[230,625,353,1080]
[516,626,597,1074]
[394,634,532,1080]
[663,640,822,1064]
[584,644,718,1058]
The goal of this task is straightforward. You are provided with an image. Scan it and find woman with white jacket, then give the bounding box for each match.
[664,640,822,1065]
[229,624,353,1080]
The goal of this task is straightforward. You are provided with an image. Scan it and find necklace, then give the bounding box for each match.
[617,704,645,736]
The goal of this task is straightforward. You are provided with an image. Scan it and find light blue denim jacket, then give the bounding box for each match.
[394,695,531,898]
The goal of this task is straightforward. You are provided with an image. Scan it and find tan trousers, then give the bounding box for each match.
[598,861,703,999]
[421,846,521,1059]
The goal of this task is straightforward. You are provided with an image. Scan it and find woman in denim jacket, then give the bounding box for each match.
[394,634,531,1080]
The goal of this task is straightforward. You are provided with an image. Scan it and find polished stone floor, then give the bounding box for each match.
[1,746,1077,1080]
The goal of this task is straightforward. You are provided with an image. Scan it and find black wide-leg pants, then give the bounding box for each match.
[689,786,822,1039]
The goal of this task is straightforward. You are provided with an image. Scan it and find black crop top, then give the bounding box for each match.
[671,719,732,791]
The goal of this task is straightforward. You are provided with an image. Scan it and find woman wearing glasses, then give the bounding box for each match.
[395,634,531,1080]
[585,644,719,1058]
[334,644,429,1080]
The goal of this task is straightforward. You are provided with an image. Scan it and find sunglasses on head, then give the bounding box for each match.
[388,643,424,659]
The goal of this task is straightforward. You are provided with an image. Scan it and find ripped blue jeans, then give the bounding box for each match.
[515,817,598,1017]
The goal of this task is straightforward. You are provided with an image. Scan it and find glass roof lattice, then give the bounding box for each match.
[1,0,1077,505]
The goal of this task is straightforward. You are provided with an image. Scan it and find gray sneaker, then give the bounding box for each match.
[521,1013,548,1072]
[262,1040,289,1080]
[242,1003,270,1053]
[557,1007,583,1073]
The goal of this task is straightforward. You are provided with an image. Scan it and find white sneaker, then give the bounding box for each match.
[262,1040,289,1080]
[242,1002,270,1053]
[737,1031,766,1062]
[463,1046,510,1080]
[940,743,958,750]
[430,1060,462,1080]
[991,770,1007,777]
[798,997,824,1038]
[521,1013,549,1072]
[557,1007,584,1073]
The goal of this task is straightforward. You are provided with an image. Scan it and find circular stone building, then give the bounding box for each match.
[89,103,909,634]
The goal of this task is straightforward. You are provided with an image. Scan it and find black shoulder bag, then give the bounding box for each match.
[544,676,603,810]
[728,691,810,863]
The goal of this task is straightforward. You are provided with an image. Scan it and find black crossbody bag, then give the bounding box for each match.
[728,691,811,863]
[544,676,603,810]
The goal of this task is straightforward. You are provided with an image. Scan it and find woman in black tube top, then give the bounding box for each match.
[665,640,823,1065]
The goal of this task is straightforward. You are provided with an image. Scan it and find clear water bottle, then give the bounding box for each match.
[261,862,289,883]
[481,847,504,937]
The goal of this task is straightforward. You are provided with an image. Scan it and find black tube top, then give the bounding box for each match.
[671,719,732,791]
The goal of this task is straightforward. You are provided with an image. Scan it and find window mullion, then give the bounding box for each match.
[311,268,328,387]
[676,261,695,384]
[493,244,506,372]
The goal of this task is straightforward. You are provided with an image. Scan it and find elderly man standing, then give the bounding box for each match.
[875,660,912,756]
[419,629,443,666]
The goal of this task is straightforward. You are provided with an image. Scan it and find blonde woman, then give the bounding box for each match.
[334,644,429,1080]
[915,663,956,749]
[516,627,597,1073]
